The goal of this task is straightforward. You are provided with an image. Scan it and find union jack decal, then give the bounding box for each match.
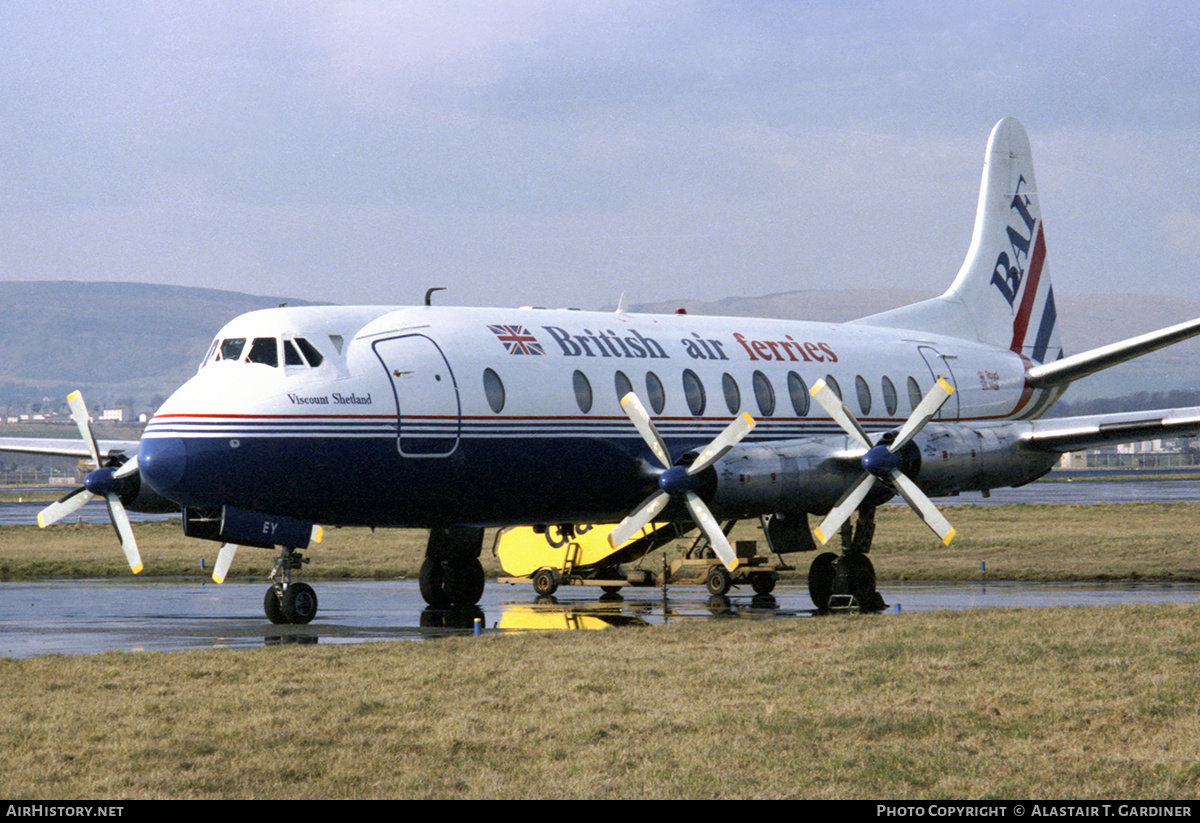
[488,324,544,355]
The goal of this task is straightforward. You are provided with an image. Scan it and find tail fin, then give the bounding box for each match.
[853,117,1062,366]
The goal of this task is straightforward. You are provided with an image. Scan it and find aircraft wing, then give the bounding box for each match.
[1022,407,1200,453]
[0,438,140,460]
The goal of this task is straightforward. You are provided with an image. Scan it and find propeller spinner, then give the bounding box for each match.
[37,391,143,574]
[809,377,957,547]
[608,393,755,571]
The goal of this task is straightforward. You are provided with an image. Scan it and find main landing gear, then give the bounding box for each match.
[418,526,487,608]
[264,546,319,625]
[807,507,887,614]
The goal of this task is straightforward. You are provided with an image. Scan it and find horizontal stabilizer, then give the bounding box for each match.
[1024,406,1200,453]
[1025,316,1200,389]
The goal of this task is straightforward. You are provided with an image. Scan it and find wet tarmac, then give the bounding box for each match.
[3,475,1199,658]
[3,577,1199,659]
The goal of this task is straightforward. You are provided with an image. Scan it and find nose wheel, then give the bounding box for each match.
[264,546,318,624]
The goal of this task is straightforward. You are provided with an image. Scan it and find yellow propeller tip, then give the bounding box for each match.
[942,529,957,546]
[212,573,225,584]
[67,390,82,402]
[131,564,144,575]
[812,528,828,545]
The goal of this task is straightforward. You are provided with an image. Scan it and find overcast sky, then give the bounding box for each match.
[2,1,1198,311]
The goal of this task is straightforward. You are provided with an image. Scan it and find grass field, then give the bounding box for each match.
[1,502,1199,799]
[1,605,1198,799]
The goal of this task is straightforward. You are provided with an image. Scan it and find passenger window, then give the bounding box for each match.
[645,372,666,415]
[573,370,594,414]
[722,373,741,414]
[882,376,898,416]
[682,370,706,416]
[483,368,505,413]
[787,372,809,416]
[752,370,775,417]
[907,376,922,410]
[855,375,872,415]
[284,340,304,366]
[296,338,324,367]
[614,371,633,404]
[247,338,278,367]
[824,375,842,401]
[219,338,246,361]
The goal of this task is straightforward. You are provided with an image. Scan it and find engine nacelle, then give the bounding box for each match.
[118,471,181,514]
[708,422,1056,518]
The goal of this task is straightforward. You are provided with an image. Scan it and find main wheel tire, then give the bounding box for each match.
[282,582,318,624]
[841,553,880,613]
[808,552,837,610]
[445,557,486,606]
[750,572,777,595]
[419,556,450,607]
[532,568,558,596]
[264,587,287,624]
[705,565,732,596]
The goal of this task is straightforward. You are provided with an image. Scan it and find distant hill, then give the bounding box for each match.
[1,281,1196,410]
[0,281,319,408]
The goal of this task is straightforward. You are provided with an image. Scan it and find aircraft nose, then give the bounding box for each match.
[138,437,188,495]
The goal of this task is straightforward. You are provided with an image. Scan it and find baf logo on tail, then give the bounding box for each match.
[990,174,1041,308]
[993,174,1057,366]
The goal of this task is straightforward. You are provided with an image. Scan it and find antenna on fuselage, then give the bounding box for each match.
[425,287,446,306]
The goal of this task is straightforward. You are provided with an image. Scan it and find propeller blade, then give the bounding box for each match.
[889,471,957,545]
[684,491,739,571]
[37,487,95,528]
[809,379,872,448]
[104,494,143,574]
[212,543,238,584]
[608,490,671,549]
[67,390,102,467]
[619,392,673,469]
[890,377,955,451]
[688,412,756,475]
[113,455,139,479]
[813,474,878,545]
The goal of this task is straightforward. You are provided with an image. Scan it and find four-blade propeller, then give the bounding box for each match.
[608,393,755,571]
[809,377,957,547]
[37,391,143,574]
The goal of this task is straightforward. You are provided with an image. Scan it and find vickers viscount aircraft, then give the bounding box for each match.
[9,117,1200,622]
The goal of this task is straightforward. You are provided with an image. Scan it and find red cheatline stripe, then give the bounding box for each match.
[1009,224,1047,353]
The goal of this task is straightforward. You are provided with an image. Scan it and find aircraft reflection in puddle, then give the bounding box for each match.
[495,591,795,631]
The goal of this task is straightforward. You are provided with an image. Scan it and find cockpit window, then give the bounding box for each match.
[283,340,304,366]
[295,338,324,367]
[205,334,326,369]
[247,337,278,367]
[218,338,246,361]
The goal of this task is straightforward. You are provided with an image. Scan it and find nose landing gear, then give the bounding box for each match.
[264,546,318,624]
